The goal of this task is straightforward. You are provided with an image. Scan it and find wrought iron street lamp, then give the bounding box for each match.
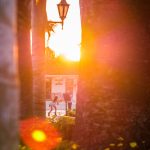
[57,0,69,29]
[47,0,69,37]
[46,0,69,59]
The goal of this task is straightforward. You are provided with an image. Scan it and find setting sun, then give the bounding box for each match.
[46,0,81,61]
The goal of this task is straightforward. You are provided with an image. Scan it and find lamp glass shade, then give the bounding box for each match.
[57,0,69,21]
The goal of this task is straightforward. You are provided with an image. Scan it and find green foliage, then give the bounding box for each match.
[19,119,149,150]
[49,115,75,140]
[55,140,79,150]
[51,115,79,150]
[103,136,148,150]
[67,109,76,117]
[19,138,31,150]
[18,144,31,150]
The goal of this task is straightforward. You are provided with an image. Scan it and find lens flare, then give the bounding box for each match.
[31,130,47,142]
[20,118,61,150]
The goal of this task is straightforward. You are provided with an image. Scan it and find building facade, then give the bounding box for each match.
[45,74,78,109]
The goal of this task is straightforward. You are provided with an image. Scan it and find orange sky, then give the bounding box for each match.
[46,0,81,61]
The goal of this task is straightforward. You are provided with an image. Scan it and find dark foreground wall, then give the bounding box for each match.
[32,0,47,117]
[18,0,33,119]
[75,0,150,149]
[0,0,19,149]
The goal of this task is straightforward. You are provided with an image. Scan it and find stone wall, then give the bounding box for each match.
[75,0,150,149]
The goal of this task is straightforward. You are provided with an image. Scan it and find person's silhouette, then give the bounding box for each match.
[48,96,58,116]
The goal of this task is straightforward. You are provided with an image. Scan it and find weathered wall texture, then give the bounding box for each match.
[0,0,19,149]
[75,0,150,149]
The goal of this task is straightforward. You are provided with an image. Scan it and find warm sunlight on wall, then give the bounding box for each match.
[46,0,81,61]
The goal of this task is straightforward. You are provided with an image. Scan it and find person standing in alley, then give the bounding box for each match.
[68,94,72,110]
[63,92,72,115]
[48,96,59,116]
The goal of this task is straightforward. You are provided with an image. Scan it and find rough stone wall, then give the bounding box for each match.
[75,0,150,149]
[0,0,19,149]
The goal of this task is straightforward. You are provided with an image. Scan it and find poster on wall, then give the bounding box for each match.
[51,78,65,101]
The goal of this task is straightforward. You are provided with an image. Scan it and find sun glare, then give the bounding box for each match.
[46,0,81,61]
